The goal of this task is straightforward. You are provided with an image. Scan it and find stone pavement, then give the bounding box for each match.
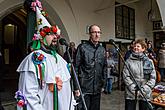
[2,89,125,110]
[2,89,165,110]
[3,90,124,110]
[101,90,125,110]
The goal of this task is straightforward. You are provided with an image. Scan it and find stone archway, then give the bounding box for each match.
[0,0,73,102]
[0,7,27,101]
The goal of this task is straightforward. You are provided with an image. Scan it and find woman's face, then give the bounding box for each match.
[133,43,145,53]
[147,43,152,48]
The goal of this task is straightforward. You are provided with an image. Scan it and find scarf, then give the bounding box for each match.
[132,52,153,76]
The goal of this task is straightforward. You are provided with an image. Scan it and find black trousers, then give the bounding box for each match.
[0,95,4,110]
[78,93,101,110]
[125,99,150,110]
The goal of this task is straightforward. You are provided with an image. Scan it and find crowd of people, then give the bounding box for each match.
[15,21,164,110]
[2,18,164,110]
[15,21,165,110]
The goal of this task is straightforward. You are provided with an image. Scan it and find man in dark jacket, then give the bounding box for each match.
[74,24,107,110]
[63,42,77,66]
[124,40,135,61]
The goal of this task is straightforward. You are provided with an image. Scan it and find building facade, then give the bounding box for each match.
[0,0,164,102]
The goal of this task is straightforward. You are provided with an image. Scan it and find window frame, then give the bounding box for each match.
[115,4,135,40]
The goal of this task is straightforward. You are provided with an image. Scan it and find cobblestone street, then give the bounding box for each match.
[2,88,165,110]
[101,90,125,110]
[1,89,125,110]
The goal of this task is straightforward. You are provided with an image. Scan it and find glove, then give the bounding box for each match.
[139,84,151,97]
[129,83,136,92]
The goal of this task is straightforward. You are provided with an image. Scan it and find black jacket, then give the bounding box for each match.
[76,40,107,94]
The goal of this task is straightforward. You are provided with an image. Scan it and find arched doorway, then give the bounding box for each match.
[1,7,27,101]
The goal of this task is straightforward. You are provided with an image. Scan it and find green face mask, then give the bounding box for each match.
[31,40,41,50]
[43,38,48,46]
[31,38,48,51]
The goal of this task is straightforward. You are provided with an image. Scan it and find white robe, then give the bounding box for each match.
[17,50,76,110]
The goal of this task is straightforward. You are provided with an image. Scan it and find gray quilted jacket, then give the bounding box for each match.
[122,53,156,101]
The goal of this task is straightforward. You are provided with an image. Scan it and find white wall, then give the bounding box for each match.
[47,0,116,45]
[0,0,162,46]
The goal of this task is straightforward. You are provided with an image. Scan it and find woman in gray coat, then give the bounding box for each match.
[122,39,156,110]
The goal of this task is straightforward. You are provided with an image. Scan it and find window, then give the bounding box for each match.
[153,20,163,30]
[115,4,135,40]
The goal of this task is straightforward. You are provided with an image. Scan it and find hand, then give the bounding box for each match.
[110,65,114,68]
[139,85,151,97]
[74,90,80,97]
[138,89,146,97]
[55,76,63,91]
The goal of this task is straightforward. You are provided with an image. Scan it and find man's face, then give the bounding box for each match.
[45,34,58,46]
[89,25,101,44]
[69,42,75,50]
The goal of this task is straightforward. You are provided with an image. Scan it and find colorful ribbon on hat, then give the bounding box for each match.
[31,0,42,11]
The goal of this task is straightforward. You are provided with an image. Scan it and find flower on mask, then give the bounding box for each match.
[39,26,60,38]
[51,26,57,33]
[32,33,40,40]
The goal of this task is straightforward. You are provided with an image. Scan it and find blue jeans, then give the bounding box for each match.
[106,78,112,93]
[159,68,165,79]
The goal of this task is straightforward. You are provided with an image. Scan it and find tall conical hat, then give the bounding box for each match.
[36,6,51,33]
[31,0,61,50]
[32,4,61,40]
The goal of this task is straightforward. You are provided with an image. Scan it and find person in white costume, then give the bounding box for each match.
[15,1,76,110]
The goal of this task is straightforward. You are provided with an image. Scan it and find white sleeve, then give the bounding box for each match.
[18,71,44,110]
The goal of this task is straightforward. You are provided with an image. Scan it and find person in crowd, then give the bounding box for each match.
[122,39,156,110]
[104,51,116,94]
[15,3,75,110]
[158,42,165,82]
[146,41,161,83]
[63,42,77,66]
[146,41,156,59]
[121,40,135,91]
[124,40,135,61]
[63,42,78,97]
[74,24,107,110]
[27,41,34,54]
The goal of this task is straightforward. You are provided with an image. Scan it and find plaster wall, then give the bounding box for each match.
[0,0,162,45]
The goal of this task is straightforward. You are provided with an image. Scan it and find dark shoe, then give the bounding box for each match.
[161,79,165,82]
[103,91,107,94]
[108,92,111,94]
[0,105,4,110]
